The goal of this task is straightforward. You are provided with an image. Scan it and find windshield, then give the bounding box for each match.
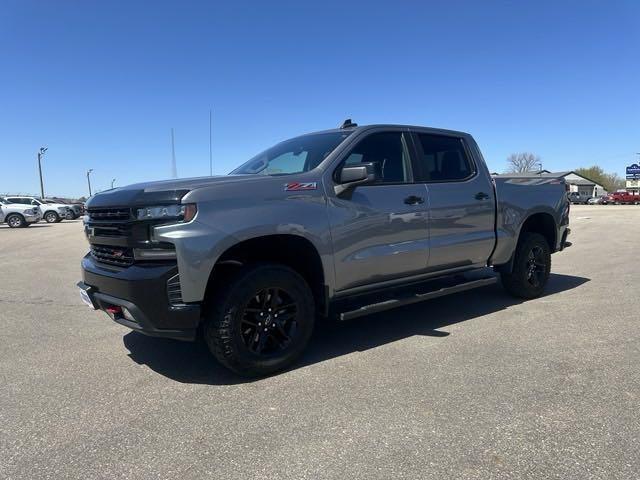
[231,131,352,175]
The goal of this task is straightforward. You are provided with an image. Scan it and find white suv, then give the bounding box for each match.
[0,198,42,227]
[3,196,71,223]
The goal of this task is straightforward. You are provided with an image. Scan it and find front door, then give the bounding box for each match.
[326,130,430,292]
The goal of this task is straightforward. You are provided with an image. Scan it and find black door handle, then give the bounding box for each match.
[475,192,490,200]
[404,195,425,205]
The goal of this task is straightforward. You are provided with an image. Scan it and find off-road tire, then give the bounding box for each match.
[203,263,315,377]
[501,232,551,299]
[6,214,26,228]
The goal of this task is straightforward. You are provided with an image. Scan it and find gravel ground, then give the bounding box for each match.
[1,205,638,480]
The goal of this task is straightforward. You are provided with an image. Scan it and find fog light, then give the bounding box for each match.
[105,305,122,318]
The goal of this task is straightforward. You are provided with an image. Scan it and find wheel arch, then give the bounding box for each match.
[519,212,557,251]
[6,212,25,225]
[495,211,558,274]
[204,234,328,316]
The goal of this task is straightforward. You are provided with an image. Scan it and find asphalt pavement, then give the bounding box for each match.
[1,205,639,479]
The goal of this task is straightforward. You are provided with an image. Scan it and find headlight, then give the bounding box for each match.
[136,204,197,222]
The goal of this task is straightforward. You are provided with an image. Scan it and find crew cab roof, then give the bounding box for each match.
[300,124,471,138]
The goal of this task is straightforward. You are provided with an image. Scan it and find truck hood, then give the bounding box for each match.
[86,174,264,208]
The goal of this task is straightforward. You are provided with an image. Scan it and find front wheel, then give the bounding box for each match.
[203,264,315,377]
[44,211,59,223]
[501,232,551,299]
[65,210,75,220]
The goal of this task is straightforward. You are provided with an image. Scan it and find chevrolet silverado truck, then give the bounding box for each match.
[78,121,570,376]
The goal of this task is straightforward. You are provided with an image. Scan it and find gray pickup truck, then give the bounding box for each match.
[78,121,570,376]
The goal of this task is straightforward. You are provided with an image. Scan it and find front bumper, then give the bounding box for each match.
[79,254,201,340]
[25,214,41,223]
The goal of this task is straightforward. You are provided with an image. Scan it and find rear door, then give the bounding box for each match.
[410,131,495,271]
[326,129,430,291]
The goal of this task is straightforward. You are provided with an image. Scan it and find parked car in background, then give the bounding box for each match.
[567,192,592,204]
[51,199,85,219]
[0,198,41,227]
[605,192,640,205]
[2,196,72,223]
[66,203,85,219]
[587,196,606,205]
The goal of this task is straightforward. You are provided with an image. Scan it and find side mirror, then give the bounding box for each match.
[335,162,379,196]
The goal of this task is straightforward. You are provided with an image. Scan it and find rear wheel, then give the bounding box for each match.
[501,232,551,299]
[6,214,26,228]
[44,211,59,223]
[203,264,315,377]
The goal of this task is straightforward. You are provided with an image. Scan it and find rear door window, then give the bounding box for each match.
[414,134,475,182]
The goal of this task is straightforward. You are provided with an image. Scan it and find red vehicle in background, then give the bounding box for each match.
[605,191,640,205]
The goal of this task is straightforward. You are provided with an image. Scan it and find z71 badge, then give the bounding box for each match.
[284,182,317,191]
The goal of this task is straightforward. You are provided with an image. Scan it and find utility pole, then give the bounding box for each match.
[87,169,93,196]
[111,178,116,189]
[170,128,178,179]
[37,147,47,198]
[209,109,213,176]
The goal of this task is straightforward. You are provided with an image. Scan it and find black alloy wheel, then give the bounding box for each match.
[525,245,546,289]
[501,232,551,299]
[239,287,298,355]
[204,264,315,377]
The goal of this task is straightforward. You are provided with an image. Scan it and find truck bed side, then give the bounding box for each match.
[491,175,570,266]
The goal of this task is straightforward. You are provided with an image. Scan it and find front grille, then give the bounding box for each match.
[167,274,185,305]
[90,245,134,267]
[88,208,131,221]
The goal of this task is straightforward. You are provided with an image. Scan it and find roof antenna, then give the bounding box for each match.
[340,118,357,129]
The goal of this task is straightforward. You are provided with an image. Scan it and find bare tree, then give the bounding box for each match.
[505,152,541,173]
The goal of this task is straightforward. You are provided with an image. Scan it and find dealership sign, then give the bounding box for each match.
[626,164,640,179]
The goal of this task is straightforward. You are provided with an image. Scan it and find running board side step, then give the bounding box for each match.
[338,276,497,321]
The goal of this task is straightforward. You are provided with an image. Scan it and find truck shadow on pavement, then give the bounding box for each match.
[122,273,589,385]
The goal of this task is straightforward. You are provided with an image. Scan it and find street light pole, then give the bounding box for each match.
[111,178,116,189]
[87,169,93,196]
[37,147,47,198]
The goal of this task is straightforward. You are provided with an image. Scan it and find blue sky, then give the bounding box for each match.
[1,0,638,197]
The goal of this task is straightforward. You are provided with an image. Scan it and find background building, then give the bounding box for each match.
[562,171,607,197]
